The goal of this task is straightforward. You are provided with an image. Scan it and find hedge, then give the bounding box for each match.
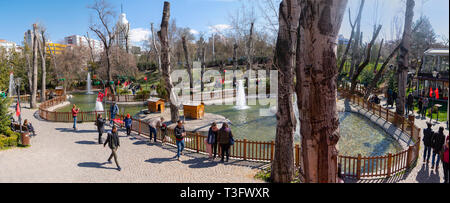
[0,133,19,150]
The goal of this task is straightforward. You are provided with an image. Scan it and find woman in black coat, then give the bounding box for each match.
[96,114,106,144]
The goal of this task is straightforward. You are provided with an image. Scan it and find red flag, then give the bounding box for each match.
[104,88,108,97]
[15,100,20,117]
[435,88,439,99]
[429,87,433,97]
[118,80,121,85]
[144,76,148,81]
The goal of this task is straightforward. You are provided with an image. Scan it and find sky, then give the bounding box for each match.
[0,0,448,47]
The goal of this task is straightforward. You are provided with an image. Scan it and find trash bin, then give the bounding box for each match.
[21,132,30,146]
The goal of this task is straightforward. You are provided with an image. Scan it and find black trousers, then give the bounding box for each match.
[220,144,230,161]
[126,126,131,135]
[212,143,218,158]
[98,129,103,144]
[108,148,120,168]
[443,162,449,183]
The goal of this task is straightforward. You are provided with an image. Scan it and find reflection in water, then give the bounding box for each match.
[59,94,402,156]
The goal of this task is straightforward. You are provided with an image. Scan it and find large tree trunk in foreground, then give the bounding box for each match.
[296,0,347,183]
[158,1,179,123]
[396,0,415,116]
[270,0,300,183]
[182,36,194,98]
[31,24,38,109]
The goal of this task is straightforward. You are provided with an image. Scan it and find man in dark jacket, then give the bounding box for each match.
[104,126,121,171]
[96,114,106,144]
[431,127,445,169]
[406,93,414,115]
[174,120,186,161]
[217,123,233,163]
[423,122,434,163]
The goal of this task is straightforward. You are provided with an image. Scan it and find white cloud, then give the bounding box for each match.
[208,24,232,34]
[129,28,151,43]
[190,29,199,35]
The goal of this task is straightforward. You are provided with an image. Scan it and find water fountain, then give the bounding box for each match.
[86,72,94,94]
[8,72,15,97]
[234,80,250,110]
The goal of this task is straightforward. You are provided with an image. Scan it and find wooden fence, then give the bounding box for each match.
[113,113,302,166]
[106,89,238,103]
[337,83,421,180]
[39,95,104,123]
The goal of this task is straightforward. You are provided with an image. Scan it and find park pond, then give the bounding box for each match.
[57,92,402,157]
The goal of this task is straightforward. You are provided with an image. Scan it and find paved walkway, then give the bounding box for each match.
[347,94,448,183]
[0,104,265,183]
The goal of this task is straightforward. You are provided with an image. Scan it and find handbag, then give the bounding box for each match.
[229,132,235,145]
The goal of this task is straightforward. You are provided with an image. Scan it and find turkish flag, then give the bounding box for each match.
[429,87,433,97]
[435,88,439,99]
[144,77,148,81]
[15,100,20,117]
[104,88,108,97]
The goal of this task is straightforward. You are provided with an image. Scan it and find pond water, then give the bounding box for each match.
[58,93,402,156]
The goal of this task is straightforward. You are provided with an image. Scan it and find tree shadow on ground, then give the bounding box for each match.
[145,157,175,164]
[75,141,98,145]
[77,162,117,170]
[55,128,98,134]
[181,157,218,168]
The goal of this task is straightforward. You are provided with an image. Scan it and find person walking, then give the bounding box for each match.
[158,117,167,145]
[422,122,434,164]
[217,123,233,163]
[109,102,119,126]
[72,104,80,131]
[104,126,121,171]
[174,120,186,161]
[431,127,445,170]
[123,114,132,136]
[206,122,219,161]
[406,93,414,116]
[422,97,429,118]
[96,114,106,144]
[148,119,158,143]
[417,96,423,116]
[442,136,449,183]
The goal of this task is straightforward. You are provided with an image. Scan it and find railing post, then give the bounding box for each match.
[196,132,200,153]
[406,146,413,168]
[356,154,362,180]
[243,139,247,161]
[138,120,141,135]
[387,153,392,177]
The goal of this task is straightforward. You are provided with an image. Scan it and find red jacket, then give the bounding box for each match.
[72,108,79,117]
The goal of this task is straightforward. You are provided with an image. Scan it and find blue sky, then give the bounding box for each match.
[0,0,448,46]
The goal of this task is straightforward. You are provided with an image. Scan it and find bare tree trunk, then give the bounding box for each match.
[105,48,115,95]
[296,0,347,183]
[246,22,255,72]
[151,23,162,73]
[271,0,299,183]
[158,1,179,123]
[350,25,382,93]
[39,29,47,102]
[373,39,384,74]
[396,0,415,116]
[182,36,194,98]
[338,5,362,76]
[348,0,364,80]
[233,43,238,88]
[31,24,38,108]
[85,32,95,63]
[201,43,206,92]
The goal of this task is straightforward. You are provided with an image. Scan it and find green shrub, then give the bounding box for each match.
[0,133,19,150]
[135,90,150,100]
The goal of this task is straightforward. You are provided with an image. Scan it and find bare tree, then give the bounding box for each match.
[88,0,118,95]
[182,35,194,99]
[271,0,300,183]
[348,0,365,80]
[350,25,382,92]
[30,23,38,108]
[151,22,162,73]
[296,0,348,183]
[396,0,415,116]
[158,1,179,123]
[38,25,47,102]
